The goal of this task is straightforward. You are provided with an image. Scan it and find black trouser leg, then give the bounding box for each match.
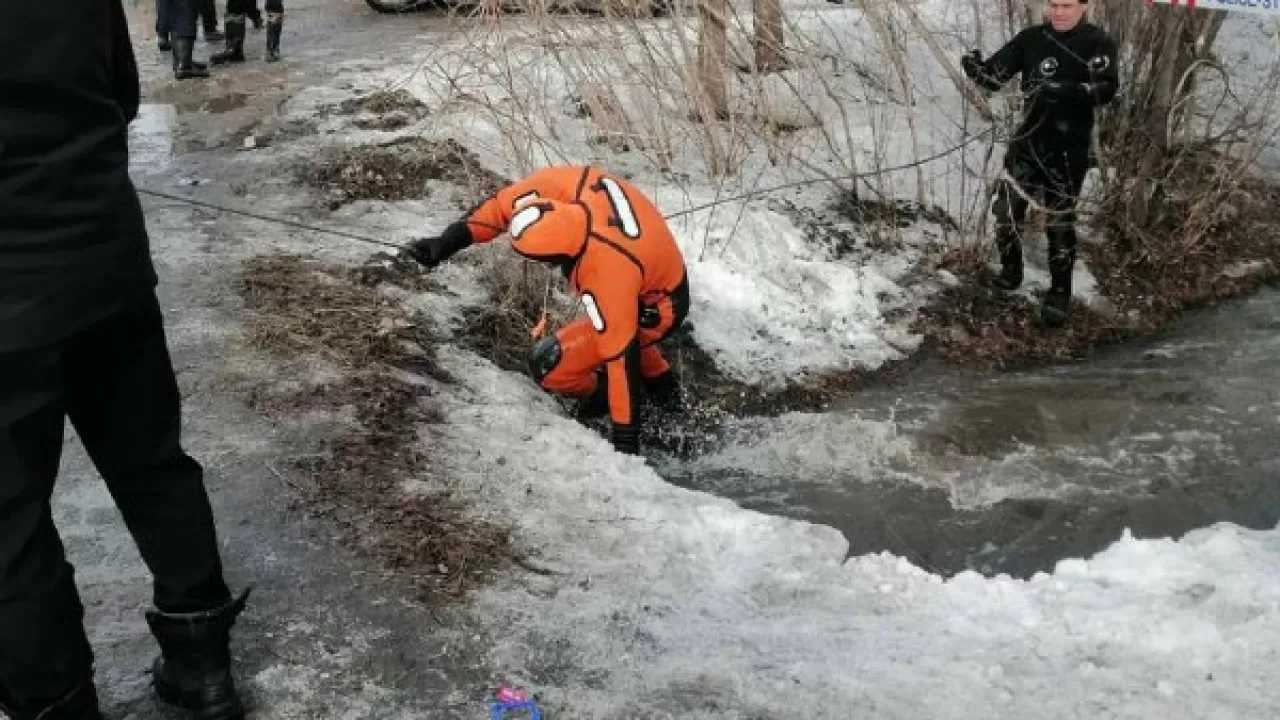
[0,351,95,710]
[1038,149,1088,326]
[169,0,199,39]
[990,178,1029,290]
[198,0,220,35]
[65,296,232,614]
[263,0,282,61]
[1044,199,1079,291]
[156,0,174,47]
[244,0,262,29]
[212,5,247,65]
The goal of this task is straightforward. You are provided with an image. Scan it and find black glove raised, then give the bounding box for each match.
[961,50,984,81]
[405,221,472,270]
[611,422,640,456]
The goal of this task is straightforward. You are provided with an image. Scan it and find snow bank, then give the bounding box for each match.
[425,346,1280,719]
[240,3,1280,718]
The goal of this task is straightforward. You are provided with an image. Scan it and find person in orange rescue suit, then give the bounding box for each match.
[405,166,690,455]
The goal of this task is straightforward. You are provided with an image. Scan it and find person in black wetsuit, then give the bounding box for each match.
[961,0,1119,327]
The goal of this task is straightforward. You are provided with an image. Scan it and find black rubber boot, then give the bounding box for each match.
[264,14,282,63]
[0,680,104,720]
[1041,226,1077,328]
[990,229,1024,291]
[210,16,246,65]
[173,37,210,79]
[1041,285,1070,328]
[145,590,250,720]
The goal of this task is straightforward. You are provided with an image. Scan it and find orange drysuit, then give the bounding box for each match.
[409,165,689,453]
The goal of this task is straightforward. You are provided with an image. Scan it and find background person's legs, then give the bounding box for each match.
[198,0,223,41]
[155,0,173,50]
[212,0,255,65]
[169,0,210,78]
[263,0,283,62]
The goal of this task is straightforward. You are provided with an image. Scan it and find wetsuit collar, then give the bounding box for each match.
[1046,19,1085,40]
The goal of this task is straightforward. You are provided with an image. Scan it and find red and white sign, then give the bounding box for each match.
[1146,0,1280,15]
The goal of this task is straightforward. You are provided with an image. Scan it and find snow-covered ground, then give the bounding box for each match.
[277,0,1092,386]
[430,351,1280,719]
[236,2,1280,717]
[294,0,1280,386]
[100,0,1280,717]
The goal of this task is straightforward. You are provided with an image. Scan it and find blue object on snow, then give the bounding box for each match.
[490,699,542,720]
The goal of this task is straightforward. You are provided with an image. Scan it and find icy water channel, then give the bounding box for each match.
[656,289,1280,578]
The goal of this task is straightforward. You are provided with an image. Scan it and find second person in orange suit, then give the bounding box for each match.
[406,165,690,455]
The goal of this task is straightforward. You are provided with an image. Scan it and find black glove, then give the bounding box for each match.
[405,221,472,269]
[961,50,984,81]
[611,422,640,455]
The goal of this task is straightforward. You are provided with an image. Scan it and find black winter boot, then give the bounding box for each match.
[210,16,246,65]
[172,38,210,80]
[1042,226,1077,328]
[1041,285,1070,328]
[0,680,104,720]
[990,229,1024,291]
[264,14,282,63]
[145,590,250,720]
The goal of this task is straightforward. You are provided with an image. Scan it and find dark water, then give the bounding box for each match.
[657,289,1280,578]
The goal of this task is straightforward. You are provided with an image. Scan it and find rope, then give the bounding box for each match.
[138,129,993,248]
[137,188,407,251]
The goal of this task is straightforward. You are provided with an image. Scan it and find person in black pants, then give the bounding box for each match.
[961,0,1118,327]
[0,2,248,719]
[212,0,284,65]
[156,0,221,54]
[199,0,225,42]
[158,0,211,78]
[156,0,173,50]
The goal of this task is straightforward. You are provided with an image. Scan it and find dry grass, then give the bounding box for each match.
[1090,146,1280,323]
[298,137,506,210]
[339,88,431,116]
[338,89,431,130]
[915,146,1280,370]
[454,245,578,373]
[237,253,516,602]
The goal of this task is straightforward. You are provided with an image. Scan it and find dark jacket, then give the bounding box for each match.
[0,0,158,353]
[972,21,1119,151]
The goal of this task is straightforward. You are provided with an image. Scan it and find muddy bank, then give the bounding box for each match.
[234,254,520,603]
